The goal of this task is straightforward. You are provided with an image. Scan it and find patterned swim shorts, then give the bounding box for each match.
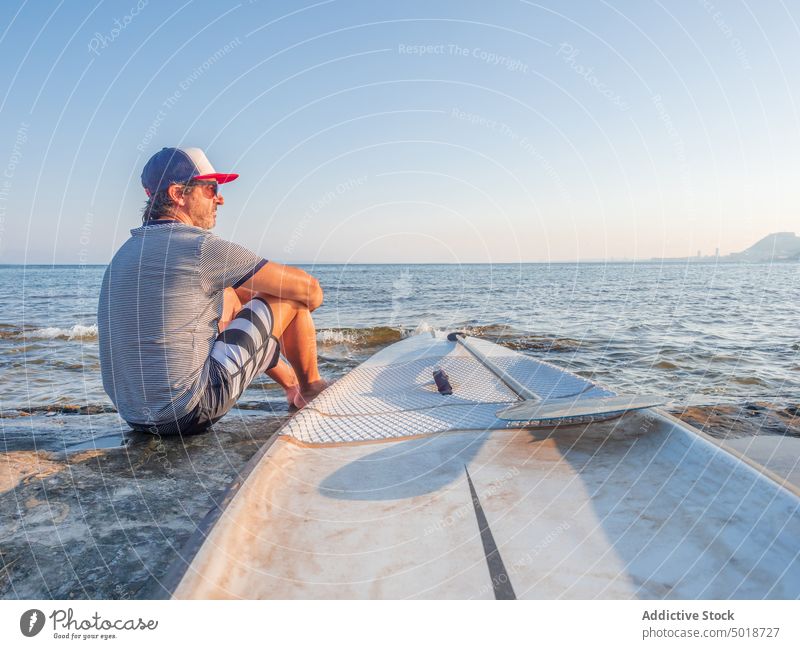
[131,297,280,435]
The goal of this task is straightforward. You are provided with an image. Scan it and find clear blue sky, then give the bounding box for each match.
[0,0,797,263]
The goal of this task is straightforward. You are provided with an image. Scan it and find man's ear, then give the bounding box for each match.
[166,184,185,205]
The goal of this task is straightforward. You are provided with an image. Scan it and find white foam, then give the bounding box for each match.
[412,321,438,336]
[27,324,98,340]
[317,329,361,345]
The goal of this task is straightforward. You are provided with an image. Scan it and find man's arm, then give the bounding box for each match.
[238,261,323,311]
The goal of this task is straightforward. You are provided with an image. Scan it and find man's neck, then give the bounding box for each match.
[147,212,194,226]
[167,212,194,226]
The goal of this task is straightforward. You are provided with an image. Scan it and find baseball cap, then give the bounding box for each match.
[141,147,239,196]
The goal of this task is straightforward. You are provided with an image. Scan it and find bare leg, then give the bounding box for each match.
[278,306,327,407]
[265,361,301,397]
[277,306,321,385]
[256,295,327,407]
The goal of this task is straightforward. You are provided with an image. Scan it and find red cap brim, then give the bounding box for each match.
[193,173,239,184]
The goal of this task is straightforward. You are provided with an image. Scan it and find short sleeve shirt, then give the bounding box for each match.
[97,221,267,425]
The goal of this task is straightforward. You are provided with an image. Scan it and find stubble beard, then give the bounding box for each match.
[193,205,216,230]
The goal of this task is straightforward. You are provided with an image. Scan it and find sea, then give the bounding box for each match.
[1,262,798,450]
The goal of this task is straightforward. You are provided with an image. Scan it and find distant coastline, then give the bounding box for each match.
[4,231,798,266]
[3,259,798,267]
[650,231,800,264]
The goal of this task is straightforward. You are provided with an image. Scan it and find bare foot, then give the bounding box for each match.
[283,384,302,410]
[292,379,329,409]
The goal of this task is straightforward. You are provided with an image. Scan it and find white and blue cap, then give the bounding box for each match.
[141,147,239,196]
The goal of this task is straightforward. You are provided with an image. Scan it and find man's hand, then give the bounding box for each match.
[240,261,323,311]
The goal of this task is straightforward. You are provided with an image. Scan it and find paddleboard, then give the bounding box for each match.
[158,332,800,599]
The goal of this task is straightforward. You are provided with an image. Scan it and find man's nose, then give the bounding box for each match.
[215,193,224,205]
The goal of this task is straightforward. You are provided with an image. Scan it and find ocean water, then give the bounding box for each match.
[1,262,798,447]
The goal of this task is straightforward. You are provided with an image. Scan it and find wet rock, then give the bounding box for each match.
[0,410,26,419]
[0,410,285,599]
[670,402,800,440]
[9,404,119,417]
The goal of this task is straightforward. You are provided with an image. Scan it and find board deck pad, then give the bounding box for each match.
[286,333,611,444]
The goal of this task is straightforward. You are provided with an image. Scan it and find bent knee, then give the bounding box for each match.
[256,293,306,312]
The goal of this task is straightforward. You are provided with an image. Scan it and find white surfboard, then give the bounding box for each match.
[159,332,800,599]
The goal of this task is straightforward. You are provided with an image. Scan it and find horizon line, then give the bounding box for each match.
[2,259,795,267]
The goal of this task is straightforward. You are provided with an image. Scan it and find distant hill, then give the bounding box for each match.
[727,232,800,262]
[651,232,800,263]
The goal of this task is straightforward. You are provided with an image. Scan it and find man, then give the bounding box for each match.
[98,147,327,435]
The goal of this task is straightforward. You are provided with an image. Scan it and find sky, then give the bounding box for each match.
[0,0,797,264]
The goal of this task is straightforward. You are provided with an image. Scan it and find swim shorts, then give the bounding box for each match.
[130,297,280,435]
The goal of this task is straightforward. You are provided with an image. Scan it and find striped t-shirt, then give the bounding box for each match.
[97,221,267,426]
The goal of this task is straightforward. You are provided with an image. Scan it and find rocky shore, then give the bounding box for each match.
[0,409,283,599]
[1,403,798,599]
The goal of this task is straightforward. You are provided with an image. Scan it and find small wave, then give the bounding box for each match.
[731,375,769,387]
[653,360,680,370]
[26,324,98,341]
[506,337,582,352]
[412,321,436,335]
[318,329,360,345]
[0,324,22,339]
[709,354,740,363]
[317,326,405,348]
[458,324,582,352]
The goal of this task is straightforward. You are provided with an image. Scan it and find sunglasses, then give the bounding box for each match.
[183,180,219,197]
